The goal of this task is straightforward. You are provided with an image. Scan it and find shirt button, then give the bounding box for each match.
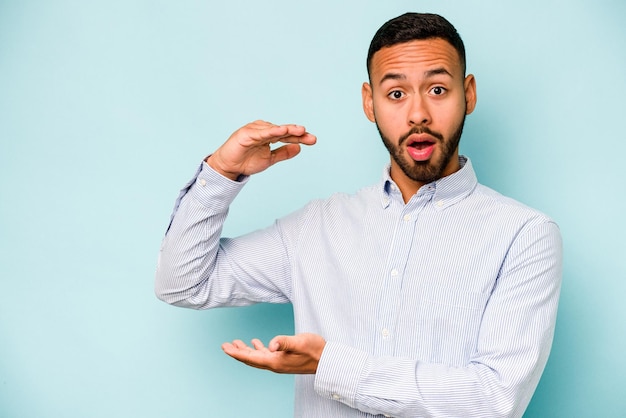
[390,268,398,277]
[332,393,341,400]
[403,214,411,222]
[382,328,390,339]
[198,178,207,187]
[436,200,443,207]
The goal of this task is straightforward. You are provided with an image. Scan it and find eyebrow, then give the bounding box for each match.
[378,67,453,86]
[424,67,453,78]
[379,72,406,86]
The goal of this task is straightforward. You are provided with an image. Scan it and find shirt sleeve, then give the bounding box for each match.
[314,221,563,418]
[154,162,294,309]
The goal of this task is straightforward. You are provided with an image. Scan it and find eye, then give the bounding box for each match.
[388,90,405,100]
[430,86,446,96]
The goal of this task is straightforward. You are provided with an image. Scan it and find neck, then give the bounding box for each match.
[390,153,461,204]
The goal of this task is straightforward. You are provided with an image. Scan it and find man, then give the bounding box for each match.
[155,13,562,417]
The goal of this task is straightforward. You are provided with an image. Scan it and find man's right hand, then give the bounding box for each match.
[206,120,317,181]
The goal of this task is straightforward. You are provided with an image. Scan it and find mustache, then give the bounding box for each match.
[398,126,444,146]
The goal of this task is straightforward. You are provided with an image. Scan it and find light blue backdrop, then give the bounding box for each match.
[1,1,624,417]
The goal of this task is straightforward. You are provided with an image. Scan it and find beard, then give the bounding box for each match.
[377,115,466,185]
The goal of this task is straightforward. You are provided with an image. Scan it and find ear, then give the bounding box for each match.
[362,82,376,122]
[464,74,477,115]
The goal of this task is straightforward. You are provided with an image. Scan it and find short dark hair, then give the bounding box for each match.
[366,13,466,77]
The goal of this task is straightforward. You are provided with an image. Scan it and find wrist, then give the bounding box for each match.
[205,154,241,181]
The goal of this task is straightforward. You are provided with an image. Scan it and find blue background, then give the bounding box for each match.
[1,1,625,416]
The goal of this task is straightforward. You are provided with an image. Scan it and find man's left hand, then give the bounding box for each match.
[221,333,326,374]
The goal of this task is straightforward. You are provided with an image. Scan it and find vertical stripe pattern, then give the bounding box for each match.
[155,156,562,418]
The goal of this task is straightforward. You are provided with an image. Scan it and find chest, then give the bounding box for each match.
[292,203,511,364]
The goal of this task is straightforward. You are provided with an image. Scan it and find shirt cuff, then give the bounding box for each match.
[314,341,368,409]
[165,160,250,234]
[188,161,250,212]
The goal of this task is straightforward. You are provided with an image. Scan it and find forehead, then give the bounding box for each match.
[369,38,463,82]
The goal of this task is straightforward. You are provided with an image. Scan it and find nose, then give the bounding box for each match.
[408,95,431,126]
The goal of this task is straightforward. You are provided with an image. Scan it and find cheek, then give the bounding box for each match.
[374,101,404,126]
[375,115,402,140]
[437,100,465,127]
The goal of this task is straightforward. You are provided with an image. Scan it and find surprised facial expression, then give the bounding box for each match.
[363,38,477,196]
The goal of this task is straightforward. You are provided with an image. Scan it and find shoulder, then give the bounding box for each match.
[278,183,381,232]
[470,183,559,233]
[305,183,381,215]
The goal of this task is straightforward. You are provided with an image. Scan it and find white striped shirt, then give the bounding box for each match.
[155,156,562,417]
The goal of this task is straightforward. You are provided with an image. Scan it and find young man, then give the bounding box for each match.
[155,13,562,417]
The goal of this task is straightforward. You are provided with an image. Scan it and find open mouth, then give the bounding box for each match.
[406,136,436,161]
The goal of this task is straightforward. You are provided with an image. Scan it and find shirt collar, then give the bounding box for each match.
[380,155,478,210]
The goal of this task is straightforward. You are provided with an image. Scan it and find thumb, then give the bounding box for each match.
[269,144,301,166]
[268,335,292,352]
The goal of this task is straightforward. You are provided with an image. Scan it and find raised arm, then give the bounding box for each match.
[155,121,316,308]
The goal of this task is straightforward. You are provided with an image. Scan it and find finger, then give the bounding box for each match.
[221,342,237,355]
[237,128,316,151]
[269,144,302,166]
[277,124,309,138]
[222,341,253,359]
[252,123,304,135]
[248,119,273,127]
[231,339,249,350]
[237,121,315,145]
[269,132,317,146]
[221,340,246,355]
[250,124,315,144]
[222,342,275,370]
[251,339,268,351]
